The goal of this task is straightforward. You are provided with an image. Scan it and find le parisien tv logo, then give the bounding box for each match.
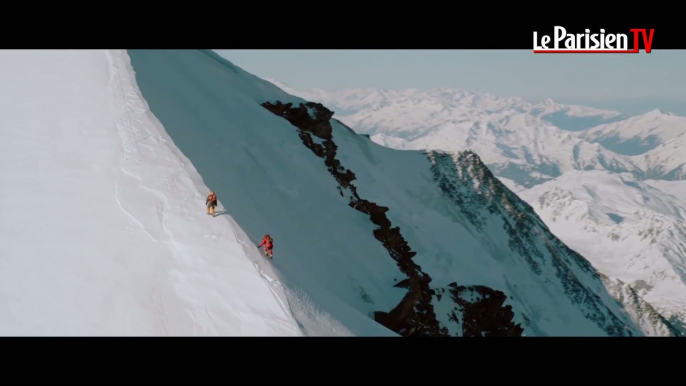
[533,26,654,53]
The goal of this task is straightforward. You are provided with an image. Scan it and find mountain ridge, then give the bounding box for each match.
[268,81,686,186]
[519,170,686,334]
[263,82,665,188]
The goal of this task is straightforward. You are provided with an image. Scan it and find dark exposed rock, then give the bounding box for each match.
[261,101,528,337]
[262,101,333,139]
[374,281,424,335]
[261,100,449,336]
[394,278,412,288]
[447,283,524,337]
[427,149,640,336]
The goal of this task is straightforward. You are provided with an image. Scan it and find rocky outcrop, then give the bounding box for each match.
[599,275,683,337]
[261,100,524,336]
[427,149,644,336]
[262,101,444,336]
[263,101,334,139]
[446,283,524,337]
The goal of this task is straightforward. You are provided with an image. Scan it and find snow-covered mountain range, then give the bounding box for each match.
[265,81,686,335]
[519,171,686,331]
[1,49,678,336]
[268,81,653,188]
[576,110,686,180]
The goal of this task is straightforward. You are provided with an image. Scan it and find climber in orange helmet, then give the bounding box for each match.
[206,191,217,217]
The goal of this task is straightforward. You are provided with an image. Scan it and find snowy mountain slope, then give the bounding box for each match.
[370,105,642,188]
[0,50,304,336]
[599,275,684,336]
[519,170,686,334]
[491,176,527,193]
[635,138,686,181]
[424,153,679,336]
[127,49,676,336]
[125,49,403,337]
[265,83,639,188]
[577,109,686,156]
[530,98,624,132]
[576,110,686,181]
[645,179,686,200]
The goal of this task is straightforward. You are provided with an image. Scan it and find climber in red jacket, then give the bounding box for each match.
[258,234,273,258]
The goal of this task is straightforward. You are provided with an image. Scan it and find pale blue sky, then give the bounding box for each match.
[215,50,686,115]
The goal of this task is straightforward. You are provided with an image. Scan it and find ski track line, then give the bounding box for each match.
[113,179,158,242]
[204,308,219,335]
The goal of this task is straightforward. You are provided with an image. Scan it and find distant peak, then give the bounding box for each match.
[644,108,670,116]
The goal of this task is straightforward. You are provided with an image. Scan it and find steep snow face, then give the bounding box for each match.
[126,50,402,337]
[519,171,686,334]
[266,83,638,188]
[128,50,663,336]
[0,50,304,336]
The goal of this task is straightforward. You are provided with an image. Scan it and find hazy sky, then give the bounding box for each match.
[215,50,686,115]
